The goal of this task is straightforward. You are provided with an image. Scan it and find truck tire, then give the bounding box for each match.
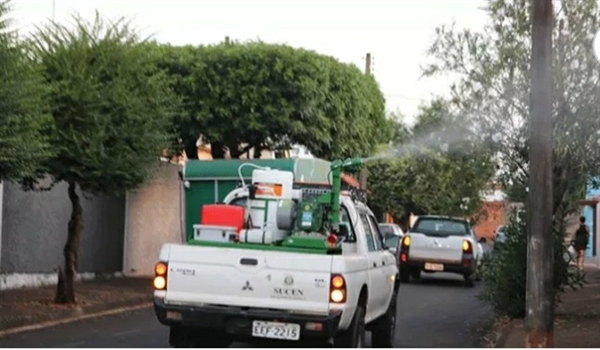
[334,304,366,348]
[410,268,421,280]
[463,273,475,288]
[169,326,230,348]
[371,291,398,348]
[169,326,194,348]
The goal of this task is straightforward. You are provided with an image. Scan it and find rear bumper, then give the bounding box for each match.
[153,297,342,340]
[401,258,476,275]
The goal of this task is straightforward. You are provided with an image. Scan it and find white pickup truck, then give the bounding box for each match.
[152,187,400,348]
[398,215,483,287]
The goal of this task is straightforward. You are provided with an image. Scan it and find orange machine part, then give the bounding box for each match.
[201,204,245,233]
[254,183,283,197]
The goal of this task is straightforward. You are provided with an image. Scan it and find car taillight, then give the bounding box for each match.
[461,240,473,267]
[399,235,411,263]
[153,261,168,290]
[402,236,411,248]
[462,240,473,254]
[329,274,347,303]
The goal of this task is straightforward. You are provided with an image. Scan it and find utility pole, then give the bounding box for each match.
[359,52,372,191]
[52,0,56,21]
[526,0,554,347]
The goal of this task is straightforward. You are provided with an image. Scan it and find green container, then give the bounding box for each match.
[182,158,332,242]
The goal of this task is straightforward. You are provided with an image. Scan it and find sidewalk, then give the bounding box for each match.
[0,277,153,334]
[498,267,600,348]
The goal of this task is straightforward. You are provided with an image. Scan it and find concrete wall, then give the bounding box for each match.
[123,162,184,277]
[0,180,125,276]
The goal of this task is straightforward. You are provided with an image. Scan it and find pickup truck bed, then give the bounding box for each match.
[153,197,399,348]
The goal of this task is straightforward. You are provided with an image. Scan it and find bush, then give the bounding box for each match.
[478,209,585,319]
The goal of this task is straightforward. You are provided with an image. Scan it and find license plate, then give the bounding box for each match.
[252,321,301,341]
[425,262,444,271]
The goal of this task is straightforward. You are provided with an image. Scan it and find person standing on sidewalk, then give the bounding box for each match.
[574,216,590,270]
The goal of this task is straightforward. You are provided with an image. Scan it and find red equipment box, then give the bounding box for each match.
[201,204,244,232]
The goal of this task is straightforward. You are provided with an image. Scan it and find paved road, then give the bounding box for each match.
[0,273,492,348]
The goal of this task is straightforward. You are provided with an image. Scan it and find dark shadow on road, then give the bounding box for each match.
[406,272,471,289]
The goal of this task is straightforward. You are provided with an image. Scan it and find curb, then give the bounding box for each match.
[0,302,152,338]
[494,320,516,348]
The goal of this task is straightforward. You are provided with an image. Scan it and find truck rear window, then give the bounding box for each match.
[412,218,468,236]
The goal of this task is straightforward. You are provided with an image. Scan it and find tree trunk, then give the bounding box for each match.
[54,181,84,304]
[184,138,199,160]
[253,144,263,159]
[211,142,226,159]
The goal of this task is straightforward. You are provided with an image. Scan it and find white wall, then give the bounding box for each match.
[123,162,184,276]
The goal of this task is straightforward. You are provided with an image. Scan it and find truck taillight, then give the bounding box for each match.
[153,261,168,290]
[329,274,347,303]
[462,240,473,254]
[461,240,473,267]
[400,236,410,262]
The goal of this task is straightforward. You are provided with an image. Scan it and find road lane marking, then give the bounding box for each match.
[0,303,152,338]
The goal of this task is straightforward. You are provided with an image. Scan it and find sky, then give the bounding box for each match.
[9,0,489,124]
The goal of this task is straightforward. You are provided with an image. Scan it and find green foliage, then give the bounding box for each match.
[29,13,176,194]
[424,0,600,218]
[367,99,496,222]
[152,41,388,160]
[0,0,53,181]
[144,43,194,157]
[479,210,586,318]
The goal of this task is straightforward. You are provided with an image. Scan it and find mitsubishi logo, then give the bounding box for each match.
[284,275,294,286]
[242,280,253,291]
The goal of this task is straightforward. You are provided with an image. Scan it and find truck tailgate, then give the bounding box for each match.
[408,233,465,262]
[163,244,333,314]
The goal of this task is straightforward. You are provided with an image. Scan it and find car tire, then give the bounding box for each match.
[399,266,410,283]
[371,291,398,348]
[334,304,366,348]
[464,273,475,288]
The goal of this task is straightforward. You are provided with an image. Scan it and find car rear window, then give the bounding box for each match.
[412,218,469,236]
[385,235,400,248]
[379,225,395,235]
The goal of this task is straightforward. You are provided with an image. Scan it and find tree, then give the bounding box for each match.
[29,13,176,304]
[423,0,600,220]
[424,0,593,319]
[153,41,389,160]
[145,43,195,157]
[368,99,495,228]
[0,0,53,181]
